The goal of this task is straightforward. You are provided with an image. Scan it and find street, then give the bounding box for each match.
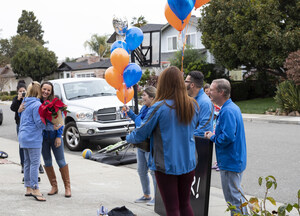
[1,102,299,204]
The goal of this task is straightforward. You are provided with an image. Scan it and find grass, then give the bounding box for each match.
[235,97,279,114]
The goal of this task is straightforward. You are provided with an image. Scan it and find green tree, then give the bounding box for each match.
[131,16,148,27]
[198,0,300,78]
[11,46,57,82]
[17,10,45,45]
[84,34,110,58]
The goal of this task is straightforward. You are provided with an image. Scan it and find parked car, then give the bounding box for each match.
[0,108,3,125]
[50,78,135,151]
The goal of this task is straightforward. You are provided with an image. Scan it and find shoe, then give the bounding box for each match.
[38,177,41,182]
[216,167,220,171]
[147,199,155,206]
[134,196,151,203]
[21,165,24,174]
[212,162,218,169]
[22,177,24,184]
[32,194,46,202]
[39,165,44,174]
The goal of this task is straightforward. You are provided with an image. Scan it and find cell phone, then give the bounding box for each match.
[22,92,26,97]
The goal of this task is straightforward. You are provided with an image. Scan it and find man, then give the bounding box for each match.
[185,71,214,137]
[204,79,247,215]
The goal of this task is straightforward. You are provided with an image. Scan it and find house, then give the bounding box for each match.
[0,65,32,92]
[57,58,112,79]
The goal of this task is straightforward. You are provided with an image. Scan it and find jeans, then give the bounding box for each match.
[220,170,248,216]
[42,136,66,168]
[155,170,195,216]
[137,148,156,197]
[16,124,24,165]
[23,148,41,189]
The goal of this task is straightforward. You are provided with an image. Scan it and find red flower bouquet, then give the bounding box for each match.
[38,98,69,125]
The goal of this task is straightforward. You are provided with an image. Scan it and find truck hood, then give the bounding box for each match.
[66,96,131,111]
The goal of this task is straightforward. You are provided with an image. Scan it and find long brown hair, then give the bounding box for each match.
[152,66,197,124]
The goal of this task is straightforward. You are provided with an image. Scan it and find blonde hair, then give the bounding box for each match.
[26,81,41,98]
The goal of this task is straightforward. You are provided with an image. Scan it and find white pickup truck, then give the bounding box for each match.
[50,78,135,151]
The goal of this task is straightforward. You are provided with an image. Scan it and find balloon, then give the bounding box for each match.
[110,48,129,73]
[195,0,210,9]
[123,63,142,88]
[167,0,195,21]
[165,3,192,31]
[116,85,134,104]
[105,66,123,89]
[125,27,144,51]
[111,40,129,54]
[112,17,128,36]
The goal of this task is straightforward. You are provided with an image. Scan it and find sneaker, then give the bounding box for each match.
[39,165,44,174]
[147,199,155,206]
[212,162,218,169]
[21,165,24,174]
[134,196,151,203]
[22,177,24,184]
[216,167,220,171]
[38,177,41,182]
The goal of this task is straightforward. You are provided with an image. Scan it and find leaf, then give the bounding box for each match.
[293,203,299,209]
[258,177,263,186]
[266,197,276,205]
[298,189,300,199]
[267,175,276,181]
[286,204,293,212]
[249,197,259,204]
[277,205,286,216]
[266,181,273,189]
[241,202,248,207]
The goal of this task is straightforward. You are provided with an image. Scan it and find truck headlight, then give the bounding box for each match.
[76,112,93,120]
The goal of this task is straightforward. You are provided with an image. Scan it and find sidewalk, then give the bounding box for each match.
[0,137,230,216]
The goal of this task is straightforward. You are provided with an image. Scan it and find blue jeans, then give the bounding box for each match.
[137,148,156,197]
[220,170,248,215]
[23,148,41,189]
[42,136,66,168]
[16,124,24,165]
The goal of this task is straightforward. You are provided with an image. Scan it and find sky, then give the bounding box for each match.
[0,0,200,61]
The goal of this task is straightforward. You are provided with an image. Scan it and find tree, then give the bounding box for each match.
[198,0,300,78]
[17,10,45,45]
[0,35,42,66]
[285,50,300,85]
[84,34,110,58]
[131,16,148,27]
[11,46,57,82]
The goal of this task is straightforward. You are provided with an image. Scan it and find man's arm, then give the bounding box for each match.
[194,102,214,137]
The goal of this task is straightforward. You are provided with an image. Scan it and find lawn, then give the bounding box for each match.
[235,97,279,114]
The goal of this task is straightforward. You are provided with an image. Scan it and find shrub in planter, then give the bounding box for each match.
[274,81,300,113]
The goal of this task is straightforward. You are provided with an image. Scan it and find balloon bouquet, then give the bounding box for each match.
[164,0,211,71]
[105,18,144,108]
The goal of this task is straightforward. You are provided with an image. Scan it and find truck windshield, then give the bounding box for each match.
[63,80,116,100]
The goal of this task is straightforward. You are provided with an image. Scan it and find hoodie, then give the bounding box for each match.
[19,97,53,148]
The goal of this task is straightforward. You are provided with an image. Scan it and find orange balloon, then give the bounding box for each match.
[116,84,134,104]
[105,66,123,89]
[110,48,129,73]
[195,0,211,9]
[165,3,192,32]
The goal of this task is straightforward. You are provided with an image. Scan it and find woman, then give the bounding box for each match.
[126,66,199,216]
[40,81,71,198]
[19,81,59,201]
[10,80,27,173]
[124,86,157,206]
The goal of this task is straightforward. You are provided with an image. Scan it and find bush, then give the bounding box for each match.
[231,82,250,101]
[274,80,300,113]
[0,91,9,96]
[0,95,15,101]
[10,90,17,95]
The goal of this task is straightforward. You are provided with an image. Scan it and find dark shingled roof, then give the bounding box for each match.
[57,59,111,72]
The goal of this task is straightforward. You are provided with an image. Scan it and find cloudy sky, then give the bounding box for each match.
[0,0,200,61]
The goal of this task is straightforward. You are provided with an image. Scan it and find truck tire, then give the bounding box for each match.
[63,122,85,151]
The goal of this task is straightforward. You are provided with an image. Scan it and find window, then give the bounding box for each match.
[75,72,96,78]
[186,34,196,48]
[168,36,177,51]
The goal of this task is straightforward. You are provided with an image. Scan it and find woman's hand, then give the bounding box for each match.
[123,105,130,113]
[54,137,62,148]
[18,103,25,113]
[54,124,63,130]
[17,91,23,100]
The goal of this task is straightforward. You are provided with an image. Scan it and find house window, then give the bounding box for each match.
[168,36,177,51]
[75,72,96,78]
[60,71,71,79]
[186,34,196,48]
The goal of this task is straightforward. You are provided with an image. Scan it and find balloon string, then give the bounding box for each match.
[123,83,127,117]
[181,20,190,72]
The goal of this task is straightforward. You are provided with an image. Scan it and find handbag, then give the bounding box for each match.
[133,138,150,152]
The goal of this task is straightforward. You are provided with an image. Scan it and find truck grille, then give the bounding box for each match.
[96,106,134,122]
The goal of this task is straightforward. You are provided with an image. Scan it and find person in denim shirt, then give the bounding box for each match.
[124,86,157,206]
[40,81,71,198]
[205,79,247,215]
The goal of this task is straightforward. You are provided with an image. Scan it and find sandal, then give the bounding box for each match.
[25,193,32,197]
[32,194,46,202]
[0,151,8,159]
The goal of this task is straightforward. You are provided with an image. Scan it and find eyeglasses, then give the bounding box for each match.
[184,80,192,83]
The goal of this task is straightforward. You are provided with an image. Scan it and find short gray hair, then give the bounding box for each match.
[212,79,231,98]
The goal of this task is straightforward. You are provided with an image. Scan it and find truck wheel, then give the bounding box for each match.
[63,122,85,151]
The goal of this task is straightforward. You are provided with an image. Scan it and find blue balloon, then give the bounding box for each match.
[123,63,142,87]
[125,27,144,51]
[110,40,129,53]
[167,0,195,21]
